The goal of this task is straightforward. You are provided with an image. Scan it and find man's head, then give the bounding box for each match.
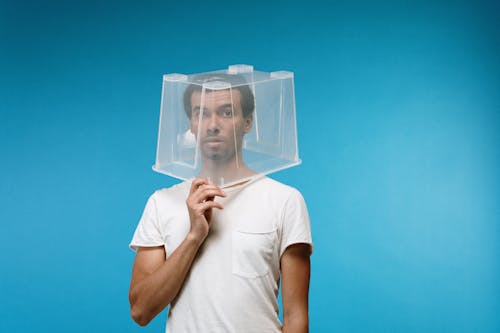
[183,74,255,164]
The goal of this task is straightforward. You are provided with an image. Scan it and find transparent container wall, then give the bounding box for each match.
[155,74,200,180]
[153,65,301,187]
[243,71,299,173]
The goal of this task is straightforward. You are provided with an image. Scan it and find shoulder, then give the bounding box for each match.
[252,176,302,197]
[150,180,191,201]
[245,176,305,206]
[144,180,191,215]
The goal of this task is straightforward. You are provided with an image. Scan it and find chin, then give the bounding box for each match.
[203,151,225,160]
[202,150,236,162]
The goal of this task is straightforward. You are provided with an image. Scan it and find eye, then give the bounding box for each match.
[222,108,233,118]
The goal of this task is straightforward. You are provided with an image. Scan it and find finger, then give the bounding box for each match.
[197,200,224,212]
[190,178,209,195]
[195,181,222,195]
[199,187,226,200]
[191,185,226,202]
[191,190,224,205]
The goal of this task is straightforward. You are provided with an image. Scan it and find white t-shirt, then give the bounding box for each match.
[130,176,313,333]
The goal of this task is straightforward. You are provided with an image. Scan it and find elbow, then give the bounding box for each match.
[129,290,152,327]
[130,305,152,327]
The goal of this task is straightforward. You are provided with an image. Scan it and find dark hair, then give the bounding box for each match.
[183,73,255,118]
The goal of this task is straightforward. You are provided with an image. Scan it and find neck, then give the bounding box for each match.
[199,155,254,185]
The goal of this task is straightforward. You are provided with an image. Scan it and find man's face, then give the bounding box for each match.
[190,89,252,162]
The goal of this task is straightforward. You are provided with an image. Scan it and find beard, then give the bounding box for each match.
[201,142,234,161]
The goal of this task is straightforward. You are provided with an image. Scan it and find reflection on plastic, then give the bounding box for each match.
[154,64,301,187]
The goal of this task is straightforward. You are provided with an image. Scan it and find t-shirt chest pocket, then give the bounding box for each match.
[231,219,278,279]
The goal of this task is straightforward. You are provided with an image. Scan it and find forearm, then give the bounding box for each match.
[130,234,203,325]
[281,243,311,333]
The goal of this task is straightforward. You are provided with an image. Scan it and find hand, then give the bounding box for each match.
[185,178,226,243]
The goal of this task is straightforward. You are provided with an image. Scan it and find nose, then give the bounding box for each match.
[206,113,220,136]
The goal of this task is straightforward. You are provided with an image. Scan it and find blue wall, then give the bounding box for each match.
[1,0,499,332]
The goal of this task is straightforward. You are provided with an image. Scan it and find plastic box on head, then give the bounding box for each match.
[153,64,301,187]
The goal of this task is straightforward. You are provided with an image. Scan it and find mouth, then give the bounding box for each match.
[203,137,224,144]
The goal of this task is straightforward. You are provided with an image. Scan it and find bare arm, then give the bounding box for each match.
[128,179,226,326]
[281,243,311,333]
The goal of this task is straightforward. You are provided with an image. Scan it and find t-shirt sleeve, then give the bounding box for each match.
[279,189,313,257]
[129,192,164,252]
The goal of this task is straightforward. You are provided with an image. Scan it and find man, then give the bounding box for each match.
[129,74,313,332]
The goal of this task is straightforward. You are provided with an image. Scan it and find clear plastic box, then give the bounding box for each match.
[153,64,301,187]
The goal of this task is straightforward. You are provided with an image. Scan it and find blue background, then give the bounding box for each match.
[1,0,499,332]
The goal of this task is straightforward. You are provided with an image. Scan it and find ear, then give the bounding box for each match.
[243,115,253,133]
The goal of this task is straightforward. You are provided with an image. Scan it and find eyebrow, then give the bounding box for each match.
[191,103,237,115]
[218,103,233,110]
[192,104,234,110]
